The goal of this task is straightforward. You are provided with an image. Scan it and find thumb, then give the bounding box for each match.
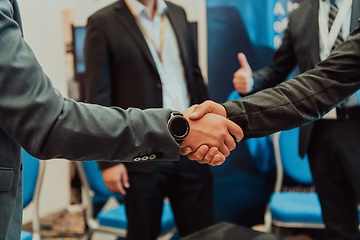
[121,169,130,189]
[189,104,207,120]
[227,120,244,143]
[189,101,227,120]
[238,53,252,73]
[189,100,222,120]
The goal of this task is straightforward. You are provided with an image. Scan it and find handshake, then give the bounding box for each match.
[179,100,244,166]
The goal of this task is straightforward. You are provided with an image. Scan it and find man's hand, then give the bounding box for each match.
[233,53,253,94]
[181,145,226,166]
[188,100,227,121]
[101,164,130,195]
[180,101,244,166]
[180,106,243,165]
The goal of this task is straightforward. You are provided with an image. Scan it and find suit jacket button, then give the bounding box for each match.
[157,153,164,159]
[134,157,141,161]
[149,154,156,160]
[157,83,161,89]
[141,156,149,161]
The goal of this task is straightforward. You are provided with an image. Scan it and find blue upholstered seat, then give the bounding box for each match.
[266,128,360,231]
[270,192,323,224]
[20,230,33,240]
[76,161,176,239]
[265,128,325,230]
[98,201,175,233]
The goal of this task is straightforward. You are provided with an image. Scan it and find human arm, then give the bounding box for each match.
[249,25,298,93]
[191,28,360,139]
[235,11,300,95]
[101,164,129,195]
[178,106,243,166]
[0,0,180,162]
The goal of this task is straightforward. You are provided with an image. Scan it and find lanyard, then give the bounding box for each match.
[319,0,352,59]
[125,0,166,62]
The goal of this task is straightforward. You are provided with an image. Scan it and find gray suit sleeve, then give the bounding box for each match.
[223,28,360,138]
[0,0,180,162]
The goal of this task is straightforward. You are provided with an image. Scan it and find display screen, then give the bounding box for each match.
[72,26,86,73]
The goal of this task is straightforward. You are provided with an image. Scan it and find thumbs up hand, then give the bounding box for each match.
[233,53,253,94]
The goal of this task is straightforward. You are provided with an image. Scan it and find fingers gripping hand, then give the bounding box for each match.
[233,53,253,94]
[187,146,226,166]
[182,113,243,160]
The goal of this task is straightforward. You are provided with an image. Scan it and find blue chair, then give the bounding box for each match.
[268,129,360,232]
[76,161,176,239]
[264,128,324,232]
[20,230,33,240]
[22,149,46,240]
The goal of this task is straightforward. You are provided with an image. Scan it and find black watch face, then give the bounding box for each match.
[171,117,188,137]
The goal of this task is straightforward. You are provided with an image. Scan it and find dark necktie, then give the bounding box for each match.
[328,0,344,50]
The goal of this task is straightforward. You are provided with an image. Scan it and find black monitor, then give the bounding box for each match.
[72,25,86,74]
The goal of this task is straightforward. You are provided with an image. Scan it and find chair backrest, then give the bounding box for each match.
[22,149,45,240]
[76,161,128,238]
[227,90,241,101]
[272,128,313,194]
[278,128,313,184]
[23,150,40,208]
[80,161,122,201]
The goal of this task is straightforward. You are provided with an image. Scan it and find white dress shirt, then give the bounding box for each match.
[125,0,190,111]
[319,0,360,108]
[319,0,352,60]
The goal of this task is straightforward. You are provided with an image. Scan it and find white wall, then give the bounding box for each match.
[73,0,116,26]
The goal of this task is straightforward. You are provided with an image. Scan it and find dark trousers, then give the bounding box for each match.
[124,155,214,240]
[308,119,360,240]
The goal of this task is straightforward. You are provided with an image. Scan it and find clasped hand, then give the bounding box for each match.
[180,101,243,166]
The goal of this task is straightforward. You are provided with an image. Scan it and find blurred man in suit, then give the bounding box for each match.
[232,0,360,238]
[84,0,213,239]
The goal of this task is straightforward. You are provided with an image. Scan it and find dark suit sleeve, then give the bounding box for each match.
[248,12,299,95]
[0,1,180,162]
[251,23,298,94]
[223,28,360,138]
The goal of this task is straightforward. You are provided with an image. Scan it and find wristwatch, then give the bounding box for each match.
[167,111,190,144]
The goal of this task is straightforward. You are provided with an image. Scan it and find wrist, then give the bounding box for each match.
[167,111,190,144]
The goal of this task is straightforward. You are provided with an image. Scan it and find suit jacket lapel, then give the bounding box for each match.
[350,0,360,32]
[309,0,321,65]
[114,0,157,71]
[166,3,189,71]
